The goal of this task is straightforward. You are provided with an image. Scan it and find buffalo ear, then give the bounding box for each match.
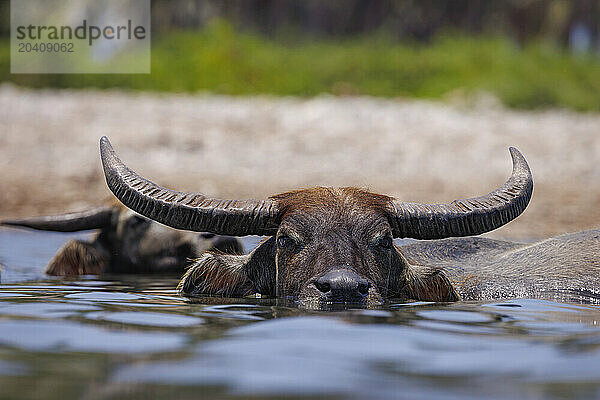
[404,265,461,302]
[46,240,108,276]
[178,236,276,297]
[178,253,253,297]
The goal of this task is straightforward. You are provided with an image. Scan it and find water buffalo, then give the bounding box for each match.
[99,136,582,306]
[1,205,242,276]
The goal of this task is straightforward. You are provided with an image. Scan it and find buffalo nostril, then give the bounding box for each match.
[314,269,370,300]
[315,281,331,293]
[357,283,369,296]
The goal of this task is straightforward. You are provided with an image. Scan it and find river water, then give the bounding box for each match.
[0,228,599,400]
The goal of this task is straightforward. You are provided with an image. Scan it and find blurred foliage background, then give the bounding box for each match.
[1,0,600,110]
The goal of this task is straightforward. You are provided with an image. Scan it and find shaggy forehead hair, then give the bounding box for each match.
[270,187,394,218]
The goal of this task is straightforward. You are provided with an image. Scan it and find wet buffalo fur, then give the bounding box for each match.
[179,187,460,304]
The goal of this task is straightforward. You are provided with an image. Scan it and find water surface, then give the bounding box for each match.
[1,228,599,399]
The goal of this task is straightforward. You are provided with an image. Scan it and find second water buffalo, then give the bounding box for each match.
[2,205,242,275]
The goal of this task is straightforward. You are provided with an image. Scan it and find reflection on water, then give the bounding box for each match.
[1,228,600,399]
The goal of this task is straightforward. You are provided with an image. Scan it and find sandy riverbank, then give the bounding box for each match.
[1,85,599,240]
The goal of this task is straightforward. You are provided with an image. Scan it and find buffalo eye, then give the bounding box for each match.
[277,235,296,251]
[377,236,393,249]
[128,215,149,229]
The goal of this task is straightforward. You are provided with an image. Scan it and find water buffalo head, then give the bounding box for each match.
[99,136,533,305]
[2,204,242,275]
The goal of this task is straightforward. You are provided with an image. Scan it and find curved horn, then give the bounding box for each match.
[100,137,279,236]
[389,147,533,239]
[1,207,113,232]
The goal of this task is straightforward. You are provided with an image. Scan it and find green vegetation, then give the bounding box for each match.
[2,22,600,111]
